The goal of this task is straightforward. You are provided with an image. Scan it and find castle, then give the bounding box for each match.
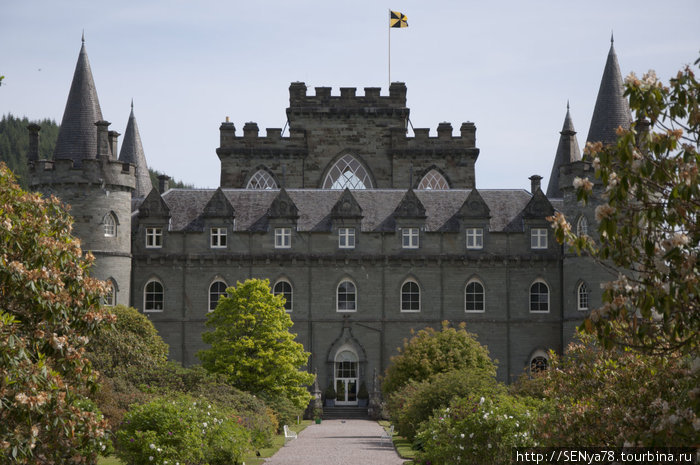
[27,36,630,403]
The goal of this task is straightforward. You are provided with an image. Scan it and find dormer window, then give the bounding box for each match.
[402,228,419,249]
[210,227,227,248]
[466,228,483,249]
[531,228,548,249]
[338,228,355,249]
[146,227,163,248]
[275,227,291,248]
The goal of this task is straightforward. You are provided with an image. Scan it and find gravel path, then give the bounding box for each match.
[263,419,406,465]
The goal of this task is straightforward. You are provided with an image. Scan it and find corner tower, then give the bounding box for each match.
[28,37,135,306]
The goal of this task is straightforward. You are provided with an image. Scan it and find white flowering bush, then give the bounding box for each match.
[414,394,540,465]
[116,394,251,465]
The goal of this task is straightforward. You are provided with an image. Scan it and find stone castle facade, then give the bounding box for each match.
[27,37,631,403]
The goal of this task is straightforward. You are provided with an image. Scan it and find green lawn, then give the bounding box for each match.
[241,420,311,465]
[378,420,417,464]
[97,456,123,465]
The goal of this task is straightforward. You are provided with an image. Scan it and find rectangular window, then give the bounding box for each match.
[402,228,419,249]
[210,227,227,248]
[146,227,162,248]
[466,228,483,249]
[275,227,291,249]
[338,227,355,249]
[531,228,548,249]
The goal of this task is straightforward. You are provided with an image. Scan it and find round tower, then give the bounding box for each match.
[28,38,135,306]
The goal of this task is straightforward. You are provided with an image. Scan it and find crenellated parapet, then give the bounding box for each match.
[217,120,308,158]
[286,82,408,118]
[29,157,136,193]
[390,121,478,154]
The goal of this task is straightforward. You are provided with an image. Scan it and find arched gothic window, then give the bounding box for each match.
[530,280,549,313]
[577,282,590,311]
[246,169,277,189]
[103,212,117,237]
[530,355,548,374]
[273,280,293,312]
[337,280,357,311]
[417,169,449,190]
[577,216,589,236]
[400,280,420,312]
[465,279,485,312]
[104,279,116,306]
[323,154,373,189]
[209,280,228,312]
[144,279,164,312]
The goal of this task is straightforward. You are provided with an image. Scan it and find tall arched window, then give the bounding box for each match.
[104,279,116,306]
[417,169,449,190]
[144,279,164,312]
[246,169,277,189]
[400,280,420,312]
[465,279,485,312]
[273,280,293,312]
[103,212,117,237]
[337,280,357,312]
[209,280,227,312]
[577,216,589,236]
[323,154,373,189]
[530,280,549,313]
[577,282,589,311]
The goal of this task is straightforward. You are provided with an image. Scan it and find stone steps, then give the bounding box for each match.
[322,406,369,420]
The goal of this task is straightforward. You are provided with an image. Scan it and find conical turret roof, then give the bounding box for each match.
[53,37,104,162]
[547,104,582,198]
[119,101,152,198]
[586,37,632,146]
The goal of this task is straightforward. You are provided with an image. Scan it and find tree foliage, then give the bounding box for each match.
[197,279,314,409]
[382,321,496,397]
[0,114,59,188]
[0,164,112,463]
[549,59,699,354]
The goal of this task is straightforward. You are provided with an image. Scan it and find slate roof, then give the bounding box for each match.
[585,38,632,145]
[153,189,535,233]
[118,102,152,198]
[546,105,582,198]
[53,39,104,163]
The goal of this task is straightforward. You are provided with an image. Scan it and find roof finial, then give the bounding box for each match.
[567,99,570,111]
[82,30,85,43]
[610,31,614,44]
[131,98,134,110]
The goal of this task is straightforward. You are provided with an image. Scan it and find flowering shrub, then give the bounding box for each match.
[415,394,540,465]
[387,367,503,441]
[116,394,251,465]
[0,164,113,463]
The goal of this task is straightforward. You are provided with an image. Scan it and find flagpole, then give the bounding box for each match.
[388,9,391,87]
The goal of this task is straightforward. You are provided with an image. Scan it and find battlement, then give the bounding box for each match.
[29,157,136,191]
[288,82,407,109]
[390,121,477,150]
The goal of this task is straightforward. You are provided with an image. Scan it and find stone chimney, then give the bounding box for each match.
[108,130,120,160]
[158,174,170,193]
[95,120,111,159]
[529,175,543,193]
[27,123,41,162]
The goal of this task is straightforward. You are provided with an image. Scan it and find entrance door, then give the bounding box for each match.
[334,350,358,406]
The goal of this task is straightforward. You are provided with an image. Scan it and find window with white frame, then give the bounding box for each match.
[400,280,420,312]
[246,169,277,189]
[465,279,485,312]
[530,280,549,312]
[144,280,164,312]
[274,227,291,248]
[417,169,449,190]
[273,280,293,312]
[466,228,483,249]
[531,228,548,249]
[338,227,356,249]
[210,227,227,248]
[577,216,589,236]
[103,212,117,237]
[577,282,590,311]
[323,154,373,189]
[337,280,357,312]
[402,228,419,249]
[104,280,116,306]
[209,280,227,312]
[146,227,163,248]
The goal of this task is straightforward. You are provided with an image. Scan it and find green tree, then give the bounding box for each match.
[382,321,496,397]
[0,163,112,463]
[0,114,59,188]
[197,279,315,409]
[549,58,699,354]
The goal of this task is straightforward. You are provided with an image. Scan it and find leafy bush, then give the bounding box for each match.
[262,394,305,432]
[388,368,503,441]
[382,321,496,397]
[0,164,112,463]
[415,393,540,465]
[116,394,251,465]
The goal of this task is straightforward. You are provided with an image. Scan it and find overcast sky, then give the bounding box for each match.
[2,0,698,191]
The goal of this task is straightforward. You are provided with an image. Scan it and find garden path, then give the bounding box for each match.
[263,419,406,465]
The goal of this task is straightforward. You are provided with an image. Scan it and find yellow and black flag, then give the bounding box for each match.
[390,10,408,28]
